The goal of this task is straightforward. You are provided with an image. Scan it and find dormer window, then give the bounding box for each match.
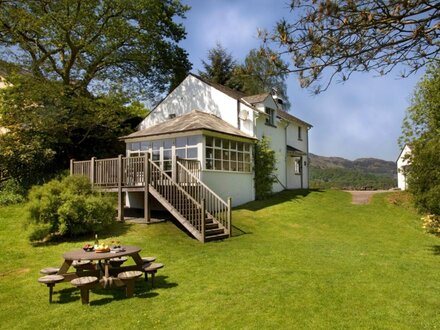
[265,107,275,126]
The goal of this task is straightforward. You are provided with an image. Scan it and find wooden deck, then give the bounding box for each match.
[71,155,231,243]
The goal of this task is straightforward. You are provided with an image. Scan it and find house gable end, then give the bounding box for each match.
[138,74,243,131]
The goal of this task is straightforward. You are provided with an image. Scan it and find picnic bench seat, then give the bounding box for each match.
[141,256,156,264]
[109,256,128,268]
[39,267,60,275]
[118,271,142,297]
[142,262,164,288]
[38,274,64,303]
[70,276,98,305]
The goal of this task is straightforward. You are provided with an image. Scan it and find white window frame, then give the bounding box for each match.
[205,136,252,173]
[265,107,275,126]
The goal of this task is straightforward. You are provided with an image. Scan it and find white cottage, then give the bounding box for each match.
[123,74,311,206]
[397,144,411,190]
[71,73,312,242]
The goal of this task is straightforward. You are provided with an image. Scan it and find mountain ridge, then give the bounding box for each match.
[309,153,397,189]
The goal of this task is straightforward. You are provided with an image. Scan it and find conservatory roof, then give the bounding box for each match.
[122,110,256,140]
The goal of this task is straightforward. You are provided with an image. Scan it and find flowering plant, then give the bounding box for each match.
[422,214,440,235]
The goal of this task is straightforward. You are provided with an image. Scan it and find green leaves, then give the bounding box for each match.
[401,64,440,216]
[0,0,191,97]
[263,0,440,92]
[27,175,115,241]
[254,136,277,200]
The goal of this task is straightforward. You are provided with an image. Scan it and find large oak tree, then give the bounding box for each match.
[0,0,192,187]
[0,0,191,97]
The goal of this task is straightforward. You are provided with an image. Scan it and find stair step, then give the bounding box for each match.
[205,222,218,229]
[204,232,229,242]
[205,228,224,236]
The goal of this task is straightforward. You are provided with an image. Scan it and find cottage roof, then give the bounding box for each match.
[190,73,246,100]
[287,145,307,156]
[277,109,312,128]
[241,93,271,105]
[123,110,256,140]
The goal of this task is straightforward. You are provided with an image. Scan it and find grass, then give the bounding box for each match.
[0,190,439,329]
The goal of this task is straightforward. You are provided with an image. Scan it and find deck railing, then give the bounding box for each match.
[70,155,231,241]
[177,161,231,235]
[148,160,205,236]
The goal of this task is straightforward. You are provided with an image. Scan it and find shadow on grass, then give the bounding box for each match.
[31,221,133,247]
[234,189,322,212]
[56,277,177,305]
[430,245,440,255]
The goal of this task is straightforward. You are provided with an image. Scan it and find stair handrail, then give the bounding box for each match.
[176,160,230,233]
[148,159,207,239]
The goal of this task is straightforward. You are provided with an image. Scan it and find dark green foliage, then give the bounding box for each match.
[231,48,291,108]
[401,64,440,215]
[310,167,396,190]
[199,43,237,87]
[0,75,147,187]
[0,179,26,205]
[0,0,191,98]
[27,176,115,241]
[254,136,277,199]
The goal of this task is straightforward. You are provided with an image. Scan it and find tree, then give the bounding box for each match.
[0,74,147,187]
[261,1,440,93]
[401,64,440,215]
[199,43,237,87]
[0,0,192,98]
[232,48,291,108]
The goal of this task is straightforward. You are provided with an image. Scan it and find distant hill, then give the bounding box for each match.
[309,153,397,190]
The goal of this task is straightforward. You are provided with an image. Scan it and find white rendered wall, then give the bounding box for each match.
[255,114,287,193]
[138,75,256,137]
[286,123,309,189]
[397,145,411,190]
[200,171,255,206]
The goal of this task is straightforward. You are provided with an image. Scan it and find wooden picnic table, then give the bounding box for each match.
[57,245,144,288]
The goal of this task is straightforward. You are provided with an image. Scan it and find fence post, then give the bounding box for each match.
[201,198,206,243]
[172,155,177,183]
[70,159,74,176]
[144,153,150,223]
[227,197,232,237]
[90,157,96,188]
[117,155,124,222]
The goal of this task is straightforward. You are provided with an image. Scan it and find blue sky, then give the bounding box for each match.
[178,0,425,161]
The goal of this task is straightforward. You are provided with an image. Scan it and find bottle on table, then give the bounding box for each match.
[94,234,99,249]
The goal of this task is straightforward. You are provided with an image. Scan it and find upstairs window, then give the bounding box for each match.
[265,107,275,126]
[298,126,302,140]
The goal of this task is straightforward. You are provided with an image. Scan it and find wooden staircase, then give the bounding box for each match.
[71,155,231,243]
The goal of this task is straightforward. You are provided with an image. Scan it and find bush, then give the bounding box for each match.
[422,214,440,236]
[27,176,115,241]
[0,179,26,205]
[254,136,277,200]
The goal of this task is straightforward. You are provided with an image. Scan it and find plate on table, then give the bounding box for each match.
[110,247,126,253]
[95,248,110,253]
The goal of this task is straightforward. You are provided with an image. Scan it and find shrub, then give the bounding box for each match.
[254,136,277,200]
[0,179,26,205]
[27,175,115,241]
[422,214,440,236]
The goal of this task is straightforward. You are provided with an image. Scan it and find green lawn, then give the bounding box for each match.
[1,190,439,329]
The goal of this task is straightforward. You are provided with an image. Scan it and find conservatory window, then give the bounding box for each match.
[205,136,251,172]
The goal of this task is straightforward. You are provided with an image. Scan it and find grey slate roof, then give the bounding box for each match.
[242,93,271,105]
[287,145,306,155]
[190,73,246,100]
[123,110,256,140]
[277,109,312,128]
